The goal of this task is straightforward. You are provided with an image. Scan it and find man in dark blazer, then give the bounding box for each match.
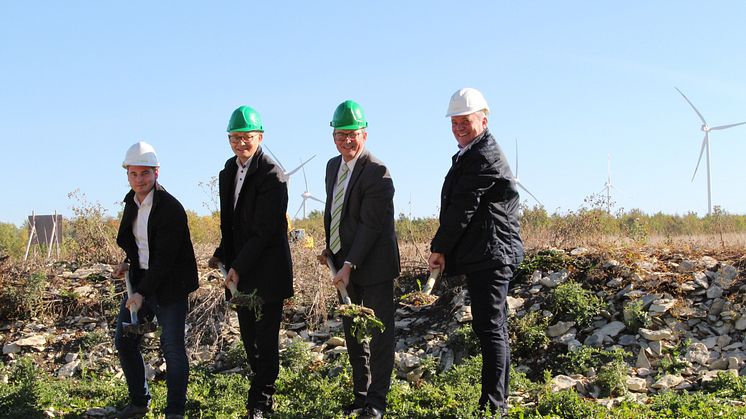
[429,88,524,418]
[319,100,399,419]
[208,105,293,419]
[113,141,199,419]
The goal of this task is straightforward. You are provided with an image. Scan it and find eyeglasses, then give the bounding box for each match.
[333,130,363,141]
[228,134,260,145]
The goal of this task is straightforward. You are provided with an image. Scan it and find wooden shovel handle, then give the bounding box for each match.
[124,271,140,321]
[421,267,441,295]
[218,262,239,297]
[326,256,352,305]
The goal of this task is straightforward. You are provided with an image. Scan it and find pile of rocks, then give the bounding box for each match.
[2,247,745,408]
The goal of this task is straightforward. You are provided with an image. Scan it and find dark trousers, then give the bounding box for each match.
[114,295,189,415]
[236,300,283,411]
[342,280,395,412]
[465,265,514,412]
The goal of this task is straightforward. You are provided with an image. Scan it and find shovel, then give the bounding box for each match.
[400,268,440,307]
[325,256,383,342]
[218,262,263,320]
[122,271,156,335]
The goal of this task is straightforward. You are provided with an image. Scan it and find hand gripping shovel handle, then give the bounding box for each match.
[421,267,441,295]
[124,271,139,325]
[218,262,239,297]
[326,256,352,305]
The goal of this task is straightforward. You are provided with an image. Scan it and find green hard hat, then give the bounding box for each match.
[227,105,264,132]
[330,100,368,130]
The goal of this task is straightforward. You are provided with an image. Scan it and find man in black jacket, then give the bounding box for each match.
[208,105,293,419]
[319,100,399,419]
[113,141,199,419]
[428,88,524,418]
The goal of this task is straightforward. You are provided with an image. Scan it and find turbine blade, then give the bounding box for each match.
[301,159,309,190]
[691,133,708,182]
[263,145,286,172]
[309,195,325,204]
[675,87,708,126]
[293,202,303,219]
[516,181,543,206]
[709,121,746,131]
[285,154,316,177]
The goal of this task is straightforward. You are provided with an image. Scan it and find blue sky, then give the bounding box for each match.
[2,2,746,226]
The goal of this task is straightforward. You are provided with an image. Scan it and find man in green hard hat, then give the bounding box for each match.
[208,105,293,419]
[318,100,400,419]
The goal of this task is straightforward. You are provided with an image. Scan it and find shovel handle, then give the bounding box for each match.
[124,271,140,322]
[326,256,352,305]
[421,268,440,295]
[218,262,239,297]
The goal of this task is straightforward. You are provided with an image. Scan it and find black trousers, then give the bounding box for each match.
[236,299,284,411]
[465,265,515,412]
[342,280,395,412]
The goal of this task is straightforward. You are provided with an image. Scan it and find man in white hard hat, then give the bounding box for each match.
[112,141,199,419]
[428,88,524,418]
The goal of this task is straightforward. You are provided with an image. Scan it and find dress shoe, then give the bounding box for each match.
[343,403,364,416]
[357,406,383,419]
[113,404,149,419]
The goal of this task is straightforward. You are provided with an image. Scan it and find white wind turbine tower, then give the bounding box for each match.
[599,154,616,213]
[675,87,746,215]
[294,160,324,219]
[513,138,542,206]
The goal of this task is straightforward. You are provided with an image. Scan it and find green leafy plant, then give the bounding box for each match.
[549,281,604,328]
[336,304,385,343]
[557,347,629,376]
[509,310,549,359]
[623,299,651,332]
[596,358,628,397]
[658,339,691,377]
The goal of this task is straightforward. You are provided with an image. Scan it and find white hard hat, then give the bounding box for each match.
[445,87,490,117]
[122,141,159,168]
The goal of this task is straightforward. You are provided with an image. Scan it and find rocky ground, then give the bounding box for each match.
[2,245,746,413]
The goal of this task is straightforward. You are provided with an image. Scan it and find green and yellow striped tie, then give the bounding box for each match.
[329,163,349,254]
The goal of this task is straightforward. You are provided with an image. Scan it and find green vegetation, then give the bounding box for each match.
[549,281,605,329]
[622,299,650,333]
[509,311,549,359]
[555,347,629,376]
[658,339,692,377]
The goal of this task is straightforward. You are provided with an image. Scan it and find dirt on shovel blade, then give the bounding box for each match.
[400,292,438,307]
[336,303,384,343]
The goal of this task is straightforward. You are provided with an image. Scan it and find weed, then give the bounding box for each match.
[595,358,628,397]
[509,310,549,359]
[549,281,604,329]
[705,371,746,398]
[449,324,480,359]
[623,299,651,333]
[535,389,610,418]
[658,339,691,377]
[557,347,629,376]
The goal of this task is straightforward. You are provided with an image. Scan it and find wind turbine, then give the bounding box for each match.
[599,154,616,213]
[262,144,316,177]
[513,138,542,206]
[675,87,746,215]
[294,160,324,219]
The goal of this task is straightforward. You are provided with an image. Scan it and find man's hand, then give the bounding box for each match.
[224,268,240,291]
[125,292,143,312]
[112,262,129,279]
[208,256,221,269]
[332,263,352,289]
[428,252,445,273]
[317,249,332,266]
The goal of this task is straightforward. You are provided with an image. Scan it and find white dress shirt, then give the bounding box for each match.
[233,156,253,209]
[133,188,154,269]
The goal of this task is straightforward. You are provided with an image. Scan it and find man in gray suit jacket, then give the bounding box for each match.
[320,100,399,419]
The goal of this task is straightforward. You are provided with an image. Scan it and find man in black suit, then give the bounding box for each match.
[113,141,199,419]
[208,105,293,419]
[429,88,524,418]
[319,100,399,419]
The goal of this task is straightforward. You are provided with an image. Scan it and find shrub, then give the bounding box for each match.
[705,371,746,398]
[509,310,549,359]
[549,281,604,328]
[623,299,650,332]
[449,324,480,359]
[0,271,47,321]
[557,347,629,376]
[535,389,609,418]
[596,358,628,397]
[0,222,25,258]
[658,339,691,377]
[64,189,120,265]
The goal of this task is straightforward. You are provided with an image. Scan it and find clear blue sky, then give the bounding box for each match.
[3,2,746,226]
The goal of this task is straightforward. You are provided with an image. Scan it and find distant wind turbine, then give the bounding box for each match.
[294,159,324,219]
[599,154,617,213]
[262,144,316,177]
[513,138,542,206]
[675,87,746,215]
